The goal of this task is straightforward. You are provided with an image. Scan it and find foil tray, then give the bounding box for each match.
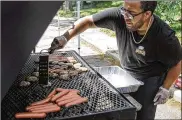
[94,66,144,93]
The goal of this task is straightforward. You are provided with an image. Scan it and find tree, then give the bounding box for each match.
[155,1,181,24]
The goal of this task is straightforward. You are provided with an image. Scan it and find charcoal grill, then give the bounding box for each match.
[2,50,136,120]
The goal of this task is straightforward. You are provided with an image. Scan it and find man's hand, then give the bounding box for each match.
[48,35,68,54]
[153,86,169,105]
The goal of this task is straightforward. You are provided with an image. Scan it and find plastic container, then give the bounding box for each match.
[94,66,144,93]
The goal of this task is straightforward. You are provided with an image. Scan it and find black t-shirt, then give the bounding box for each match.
[92,7,181,80]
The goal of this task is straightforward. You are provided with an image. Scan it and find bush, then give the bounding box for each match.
[58,10,74,18]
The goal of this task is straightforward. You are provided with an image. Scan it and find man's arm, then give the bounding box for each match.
[63,16,96,41]
[49,7,121,53]
[59,7,121,41]
[163,60,181,89]
[48,15,96,53]
[153,60,181,105]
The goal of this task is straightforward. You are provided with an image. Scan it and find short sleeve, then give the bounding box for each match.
[92,7,124,31]
[158,30,182,69]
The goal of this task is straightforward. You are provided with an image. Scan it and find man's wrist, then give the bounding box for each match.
[160,86,169,92]
[162,83,171,90]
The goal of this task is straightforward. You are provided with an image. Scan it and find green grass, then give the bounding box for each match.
[100,28,116,37]
[58,10,74,18]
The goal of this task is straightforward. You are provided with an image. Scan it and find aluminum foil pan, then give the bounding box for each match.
[94,66,144,93]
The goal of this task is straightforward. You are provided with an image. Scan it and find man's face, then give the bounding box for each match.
[123,2,147,31]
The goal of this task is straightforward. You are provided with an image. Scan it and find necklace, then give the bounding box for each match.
[131,16,153,44]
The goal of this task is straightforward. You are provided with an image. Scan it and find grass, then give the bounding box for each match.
[58,10,75,18]
[105,55,121,66]
[100,28,116,37]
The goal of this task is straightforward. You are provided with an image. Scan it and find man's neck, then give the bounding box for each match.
[137,15,153,35]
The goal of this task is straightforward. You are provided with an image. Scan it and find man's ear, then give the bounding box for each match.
[144,11,152,20]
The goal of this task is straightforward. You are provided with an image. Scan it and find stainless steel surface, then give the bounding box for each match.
[94,66,144,93]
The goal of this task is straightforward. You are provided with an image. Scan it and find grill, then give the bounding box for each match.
[2,50,136,120]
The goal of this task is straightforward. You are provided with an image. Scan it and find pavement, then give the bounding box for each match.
[36,16,181,119]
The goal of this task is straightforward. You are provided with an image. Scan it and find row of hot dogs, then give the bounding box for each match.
[15,88,88,119]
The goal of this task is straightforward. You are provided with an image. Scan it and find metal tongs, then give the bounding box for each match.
[48,39,60,54]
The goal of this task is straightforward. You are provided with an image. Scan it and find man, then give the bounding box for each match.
[49,1,181,120]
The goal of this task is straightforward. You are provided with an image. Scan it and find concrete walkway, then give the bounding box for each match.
[36,17,181,119]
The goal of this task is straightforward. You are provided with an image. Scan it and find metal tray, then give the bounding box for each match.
[94,66,144,93]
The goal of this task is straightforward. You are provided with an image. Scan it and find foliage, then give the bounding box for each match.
[155,1,181,41]
[58,10,74,18]
[100,28,116,37]
[155,1,181,24]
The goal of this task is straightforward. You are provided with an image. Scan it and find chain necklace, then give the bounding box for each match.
[131,16,153,44]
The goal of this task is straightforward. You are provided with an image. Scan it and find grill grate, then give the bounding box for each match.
[2,50,135,120]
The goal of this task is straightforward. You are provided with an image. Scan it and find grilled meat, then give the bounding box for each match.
[59,74,70,80]
[26,76,38,82]
[19,81,31,87]
[32,72,39,77]
[49,73,58,78]
[78,67,88,72]
[73,63,82,69]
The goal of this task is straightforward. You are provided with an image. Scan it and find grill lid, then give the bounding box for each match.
[1,1,63,100]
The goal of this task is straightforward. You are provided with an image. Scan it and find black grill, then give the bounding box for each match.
[1,50,136,120]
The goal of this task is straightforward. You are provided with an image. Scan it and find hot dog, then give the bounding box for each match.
[69,89,80,94]
[29,104,59,112]
[51,89,70,102]
[31,106,61,113]
[55,88,65,92]
[31,97,51,106]
[47,89,56,98]
[56,88,80,94]
[26,103,54,111]
[15,112,46,118]
[56,94,80,103]
[57,89,80,95]
[65,97,88,107]
[55,89,80,103]
[57,96,81,106]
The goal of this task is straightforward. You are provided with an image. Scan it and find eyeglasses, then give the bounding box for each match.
[120,7,145,20]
